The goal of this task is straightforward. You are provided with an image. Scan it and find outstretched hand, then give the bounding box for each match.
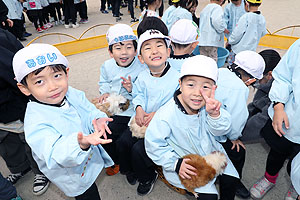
[77,119,113,150]
[201,85,221,118]
[121,76,132,93]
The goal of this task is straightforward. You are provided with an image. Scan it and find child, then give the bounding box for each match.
[127,0,138,22]
[145,55,239,200]
[228,0,267,64]
[198,0,229,62]
[163,0,198,31]
[12,43,114,199]
[168,18,199,72]
[241,49,281,142]
[74,0,88,24]
[99,24,145,175]
[139,0,161,22]
[215,50,265,199]
[40,0,54,29]
[291,152,300,200]
[249,39,300,200]
[224,0,246,50]
[161,0,179,26]
[116,29,180,196]
[62,0,78,28]
[23,0,48,33]
[49,0,63,26]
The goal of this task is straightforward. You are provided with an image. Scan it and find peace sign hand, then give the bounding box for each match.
[121,76,132,93]
[200,85,221,118]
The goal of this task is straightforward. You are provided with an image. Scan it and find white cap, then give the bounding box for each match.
[234,50,265,79]
[180,55,218,82]
[137,29,171,54]
[106,24,137,46]
[13,43,68,83]
[169,19,199,45]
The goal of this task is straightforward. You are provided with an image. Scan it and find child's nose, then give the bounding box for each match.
[48,80,58,91]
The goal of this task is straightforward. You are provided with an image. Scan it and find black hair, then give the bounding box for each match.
[171,42,191,49]
[137,16,168,37]
[108,40,138,53]
[259,49,281,75]
[20,64,67,86]
[245,0,261,7]
[228,63,254,79]
[179,0,198,12]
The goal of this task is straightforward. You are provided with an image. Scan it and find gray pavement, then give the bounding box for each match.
[1,0,298,199]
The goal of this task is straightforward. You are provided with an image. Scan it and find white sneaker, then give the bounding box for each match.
[64,24,71,29]
[55,21,59,26]
[250,176,275,199]
[33,174,50,196]
[49,17,54,22]
[285,184,299,200]
[59,20,64,25]
[46,23,53,28]
[72,23,79,28]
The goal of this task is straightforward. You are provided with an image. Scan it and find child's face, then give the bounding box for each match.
[178,75,215,115]
[18,66,69,105]
[138,38,170,70]
[109,41,137,67]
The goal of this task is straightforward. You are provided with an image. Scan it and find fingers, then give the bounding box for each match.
[92,119,99,133]
[272,121,283,137]
[128,76,131,82]
[120,76,127,82]
[99,138,112,144]
[77,132,83,142]
[210,85,216,100]
[284,115,290,130]
[104,123,112,135]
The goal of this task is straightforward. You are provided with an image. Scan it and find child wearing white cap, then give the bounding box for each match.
[168,19,199,72]
[116,29,180,196]
[13,43,114,199]
[145,55,239,200]
[250,39,300,200]
[228,0,267,64]
[99,24,145,176]
[214,50,265,199]
[198,0,229,62]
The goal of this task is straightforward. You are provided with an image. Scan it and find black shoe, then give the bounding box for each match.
[137,172,158,196]
[126,172,137,185]
[119,12,123,16]
[23,32,32,37]
[19,37,27,41]
[113,14,118,17]
[116,17,122,22]
[6,167,31,185]
[130,18,139,23]
[236,181,250,199]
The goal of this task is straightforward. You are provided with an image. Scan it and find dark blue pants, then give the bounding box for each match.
[0,173,17,200]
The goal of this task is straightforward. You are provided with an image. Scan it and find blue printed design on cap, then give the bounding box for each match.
[113,35,137,44]
[47,53,57,62]
[36,56,46,65]
[25,59,36,68]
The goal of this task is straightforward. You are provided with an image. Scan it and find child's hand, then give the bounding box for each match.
[272,103,289,137]
[201,85,221,118]
[77,119,112,150]
[179,158,197,179]
[224,28,230,34]
[95,118,113,139]
[144,112,155,127]
[99,93,109,103]
[231,139,245,152]
[135,106,146,127]
[121,76,132,93]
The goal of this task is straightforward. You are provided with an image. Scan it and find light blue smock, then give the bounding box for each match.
[167,57,189,73]
[162,6,192,31]
[2,0,23,20]
[24,87,114,197]
[224,0,246,39]
[132,66,179,113]
[99,57,146,117]
[291,152,300,195]
[267,39,300,144]
[23,0,43,10]
[145,98,239,194]
[198,3,226,47]
[40,0,49,7]
[161,5,176,30]
[215,68,249,142]
[49,0,60,3]
[228,12,267,54]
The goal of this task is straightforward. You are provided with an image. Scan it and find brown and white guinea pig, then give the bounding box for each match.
[92,93,130,117]
[129,117,147,138]
[179,152,227,198]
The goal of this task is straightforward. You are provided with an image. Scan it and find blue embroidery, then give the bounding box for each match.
[36,56,46,65]
[112,35,137,43]
[47,53,57,62]
[25,59,36,68]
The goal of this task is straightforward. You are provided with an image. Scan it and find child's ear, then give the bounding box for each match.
[108,49,114,58]
[66,67,70,77]
[138,54,145,64]
[17,83,31,96]
[167,47,171,58]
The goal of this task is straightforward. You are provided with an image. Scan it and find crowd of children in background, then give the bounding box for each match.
[1,0,300,200]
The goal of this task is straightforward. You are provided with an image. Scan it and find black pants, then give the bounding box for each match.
[27,9,44,29]
[50,3,62,21]
[112,0,121,16]
[101,116,130,164]
[219,174,239,200]
[8,19,23,40]
[100,0,107,11]
[42,5,51,24]
[75,1,88,20]
[0,131,40,174]
[75,182,101,200]
[158,2,164,17]
[261,119,300,176]
[116,127,156,183]
[221,139,246,178]
[128,0,135,18]
[63,0,76,25]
